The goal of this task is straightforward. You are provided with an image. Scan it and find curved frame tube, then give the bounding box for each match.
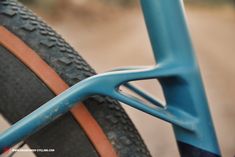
[0,0,221,156]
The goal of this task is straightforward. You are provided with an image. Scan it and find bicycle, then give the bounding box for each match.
[0,0,221,157]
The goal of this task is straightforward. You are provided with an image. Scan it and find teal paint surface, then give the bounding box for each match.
[0,0,221,156]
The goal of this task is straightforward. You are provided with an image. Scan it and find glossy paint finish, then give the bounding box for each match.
[0,0,221,156]
[140,0,220,155]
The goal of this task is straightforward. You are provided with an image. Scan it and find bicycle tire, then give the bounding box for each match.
[0,0,151,157]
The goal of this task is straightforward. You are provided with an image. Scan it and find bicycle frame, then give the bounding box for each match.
[0,0,221,156]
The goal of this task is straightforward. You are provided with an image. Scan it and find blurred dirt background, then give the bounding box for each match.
[1,0,235,156]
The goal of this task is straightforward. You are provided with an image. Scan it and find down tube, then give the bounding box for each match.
[140,0,221,156]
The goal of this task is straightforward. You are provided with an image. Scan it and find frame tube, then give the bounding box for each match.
[0,0,221,156]
[141,0,221,156]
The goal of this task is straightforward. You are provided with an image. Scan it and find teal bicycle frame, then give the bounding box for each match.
[0,0,221,156]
